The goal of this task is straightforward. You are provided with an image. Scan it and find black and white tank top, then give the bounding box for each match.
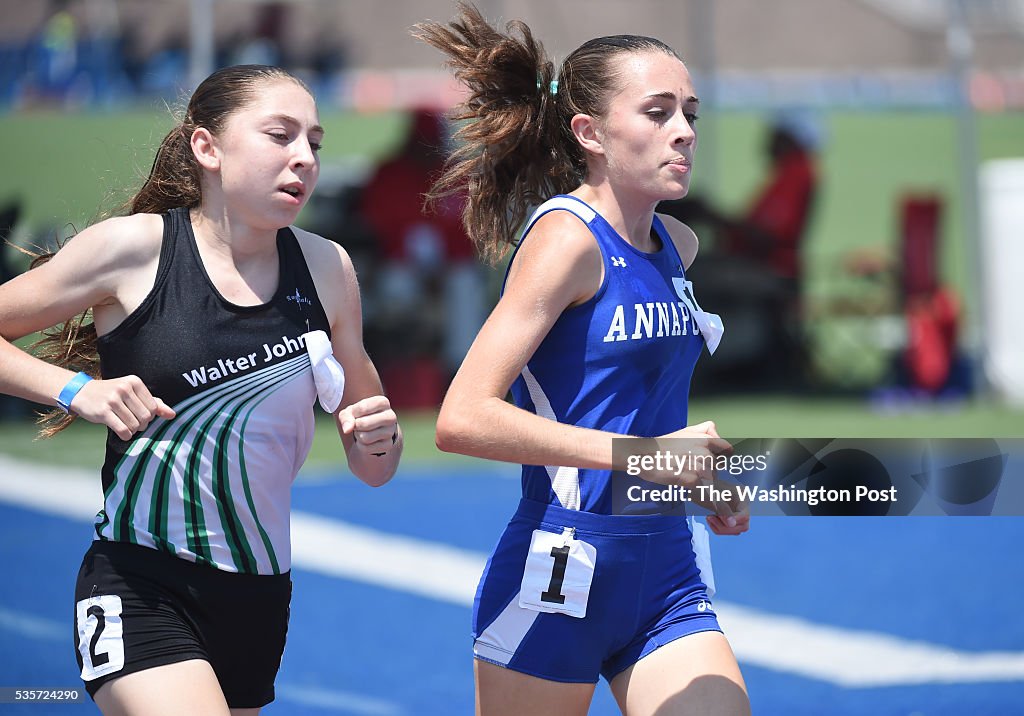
[94,207,331,575]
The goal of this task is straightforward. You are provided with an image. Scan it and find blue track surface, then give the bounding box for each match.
[1,462,1022,715]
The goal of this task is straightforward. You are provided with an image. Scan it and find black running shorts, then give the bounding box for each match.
[73,540,291,708]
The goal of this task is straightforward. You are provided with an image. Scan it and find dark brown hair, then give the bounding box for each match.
[34,65,309,436]
[413,2,681,263]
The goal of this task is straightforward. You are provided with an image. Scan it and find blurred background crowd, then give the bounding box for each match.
[1,0,1023,418]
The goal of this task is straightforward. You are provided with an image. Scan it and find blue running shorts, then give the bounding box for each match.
[473,499,721,683]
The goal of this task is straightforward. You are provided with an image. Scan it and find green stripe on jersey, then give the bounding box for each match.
[105,355,309,573]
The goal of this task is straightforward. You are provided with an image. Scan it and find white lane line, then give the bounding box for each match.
[0,606,65,641]
[0,458,101,522]
[275,684,404,715]
[2,456,1023,688]
[718,603,1024,687]
[291,511,484,606]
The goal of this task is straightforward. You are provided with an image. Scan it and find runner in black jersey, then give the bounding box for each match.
[0,65,402,715]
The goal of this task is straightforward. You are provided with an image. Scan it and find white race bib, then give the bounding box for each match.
[303,330,346,413]
[518,528,597,619]
[76,594,125,681]
[672,277,725,355]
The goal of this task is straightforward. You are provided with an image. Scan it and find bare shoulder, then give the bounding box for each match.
[290,225,357,325]
[656,212,699,269]
[507,209,602,297]
[35,213,164,297]
[0,213,164,338]
[523,209,600,256]
[291,225,353,278]
[58,213,164,269]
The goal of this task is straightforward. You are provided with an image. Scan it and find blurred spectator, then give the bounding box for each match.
[17,0,131,107]
[138,31,187,97]
[667,113,820,286]
[660,113,822,389]
[305,31,348,101]
[358,109,486,406]
[29,0,79,104]
[726,116,818,286]
[78,0,129,105]
[223,2,286,68]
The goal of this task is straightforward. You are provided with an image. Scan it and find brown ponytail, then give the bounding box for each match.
[415,3,683,264]
[413,3,569,264]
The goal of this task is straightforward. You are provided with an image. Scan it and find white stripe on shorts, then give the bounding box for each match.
[473,591,540,666]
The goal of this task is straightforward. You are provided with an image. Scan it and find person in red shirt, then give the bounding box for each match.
[725,123,818,285]
[360,109,474,265]
[659,115,821,389]
[670,116,819,288]
[359,109,486,392]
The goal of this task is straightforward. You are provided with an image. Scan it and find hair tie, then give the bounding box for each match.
[537,78,559,96]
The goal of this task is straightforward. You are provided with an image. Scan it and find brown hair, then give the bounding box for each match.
[413,2,681,263]
[34,65,309,436]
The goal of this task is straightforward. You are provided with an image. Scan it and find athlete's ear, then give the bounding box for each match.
[191,127,221,172]
[570,113,604,157]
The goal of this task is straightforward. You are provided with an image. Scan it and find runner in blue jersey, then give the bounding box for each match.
[417,5,751,715]
[0,65,402,714]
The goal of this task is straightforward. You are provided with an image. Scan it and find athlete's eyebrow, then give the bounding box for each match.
[266,113,325,136]
[644,91,700,105]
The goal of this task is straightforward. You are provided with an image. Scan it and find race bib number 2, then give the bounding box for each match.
[75,594,125,681]
[518,527,597,618]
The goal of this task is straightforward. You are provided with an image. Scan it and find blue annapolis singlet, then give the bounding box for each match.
[507,196,707,514]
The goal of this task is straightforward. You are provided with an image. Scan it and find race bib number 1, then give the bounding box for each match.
[518,527,597,619]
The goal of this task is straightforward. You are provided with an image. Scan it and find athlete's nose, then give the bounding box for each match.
[292,136,317,169]
[673,112,696,147]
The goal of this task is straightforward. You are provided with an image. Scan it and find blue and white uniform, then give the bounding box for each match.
[472,195,721,683]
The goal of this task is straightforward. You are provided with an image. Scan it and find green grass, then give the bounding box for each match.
[2,398,1020,471]
[0,107,409,252]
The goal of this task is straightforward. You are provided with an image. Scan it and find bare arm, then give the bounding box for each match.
[297,228,401,487]
[436,211,627,469]
[0,215,174,438]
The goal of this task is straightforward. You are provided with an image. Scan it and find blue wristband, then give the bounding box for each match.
[56,372,93,414]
